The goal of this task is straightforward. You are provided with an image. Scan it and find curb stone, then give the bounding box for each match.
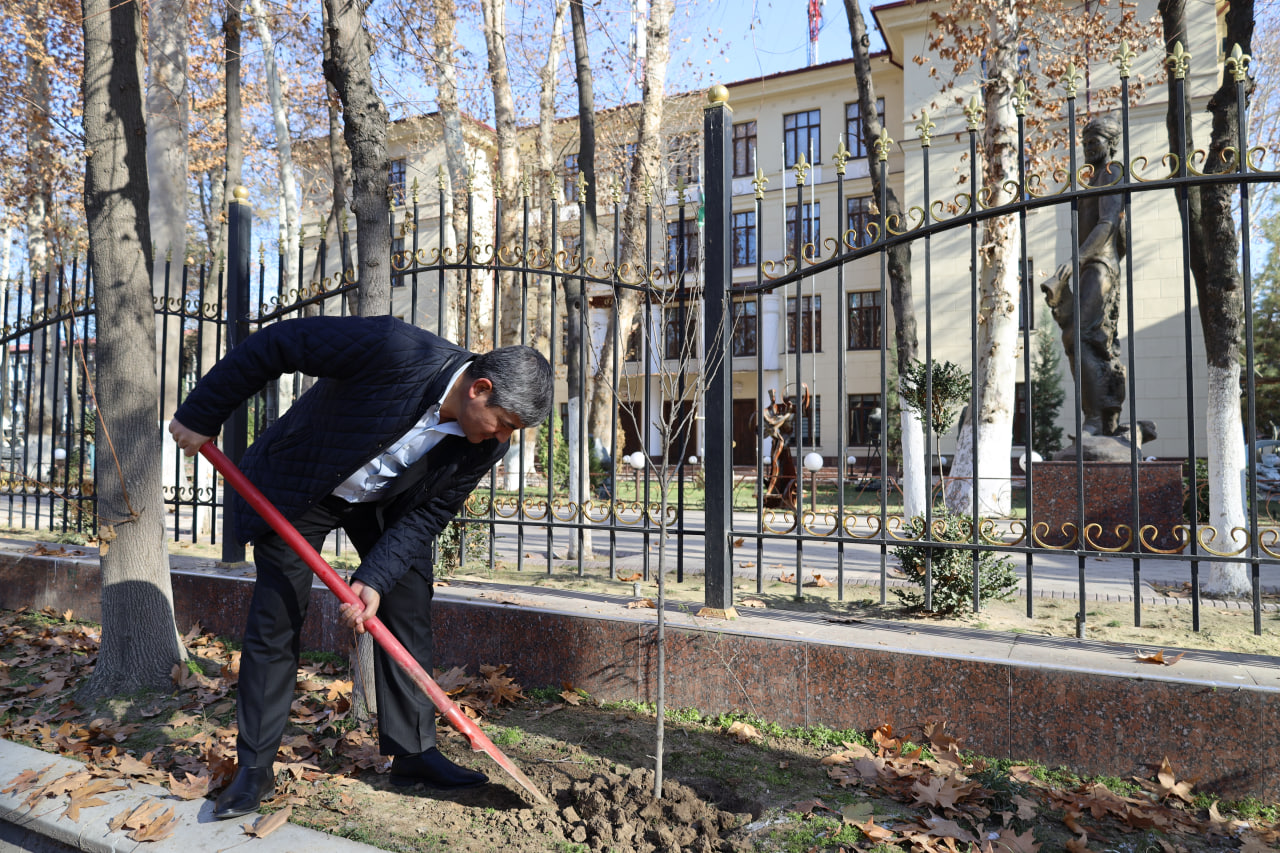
[0,739,380,853]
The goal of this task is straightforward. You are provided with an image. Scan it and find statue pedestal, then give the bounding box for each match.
[1029,461,1185,552]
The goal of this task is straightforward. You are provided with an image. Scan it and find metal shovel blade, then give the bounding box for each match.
[200,442,548,805]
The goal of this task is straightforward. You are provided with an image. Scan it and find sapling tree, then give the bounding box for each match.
[899,359,970,501]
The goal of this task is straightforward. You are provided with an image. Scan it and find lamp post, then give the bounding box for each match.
[845,453,857,480]
[803,452,823,513]
[628,451,646,498]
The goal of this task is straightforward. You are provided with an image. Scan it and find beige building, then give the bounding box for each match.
[298,0,1225,468]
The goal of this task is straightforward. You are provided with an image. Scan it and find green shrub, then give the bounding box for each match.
[892,508,1019,615]
[435,519,487,575]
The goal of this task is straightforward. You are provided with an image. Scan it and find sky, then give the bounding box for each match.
[689,0,880,87]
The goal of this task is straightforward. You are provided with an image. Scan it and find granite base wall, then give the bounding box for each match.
[0,549,1275,801]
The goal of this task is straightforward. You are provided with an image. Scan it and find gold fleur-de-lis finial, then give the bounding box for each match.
[1225,44,1251,83]
[873,127,893,162]
[521,171,532,198]
[793,152,810,186]
[675,176,688,206]
[466,166,477,196]
[609,176,623,205]
[340,209,349,233]
[832,139,850,175]
[1113,39,1136,79]
[1013,80,1030,117]
[752,166,768,200]
[298,222,307,246]
[916,109,936,147]
[964,96,983,131]
[1166,41,1191,80]
[436,164,447,191]
[574,171,588,203]
[1063,62,1084,99]
[641,177,653,205]
[410,176,419,205]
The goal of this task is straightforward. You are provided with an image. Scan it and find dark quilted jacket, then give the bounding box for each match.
[173,315,508,594]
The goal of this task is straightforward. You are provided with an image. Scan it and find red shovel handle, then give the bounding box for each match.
[198,441,547,804]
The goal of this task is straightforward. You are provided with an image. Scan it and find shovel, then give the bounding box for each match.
[199,442,548,806]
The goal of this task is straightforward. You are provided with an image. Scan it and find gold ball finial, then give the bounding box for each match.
[707,84,729,105]
[232,186,250,203]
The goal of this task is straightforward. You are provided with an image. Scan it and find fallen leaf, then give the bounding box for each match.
[617,572,642,582]
[62,778,125,822]
[167,771,210,800]
[737,598,766,609]
[726,721,761,743]
[792,797,830,814]
[803,574,832,587]
[778,573,795,584]
[1152,756,1196,803]
[1135,649,1186,666]
[627,598,656,609]
[2,766,53,795]
[558,691,582,706]
[854,816,896,842]
[840,801,873,823]
[109,799,166,832]
[1064,833,1091,853]
[244,804,292,838]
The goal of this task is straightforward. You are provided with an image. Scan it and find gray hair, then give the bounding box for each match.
[468,345,554,427]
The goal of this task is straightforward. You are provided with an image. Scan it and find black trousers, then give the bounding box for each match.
[234,496,437,766]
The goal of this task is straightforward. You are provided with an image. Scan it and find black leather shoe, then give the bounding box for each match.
[213,765,276,820]
[390,748,488,789]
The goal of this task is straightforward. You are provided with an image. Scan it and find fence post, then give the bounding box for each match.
[220,186,253,564]
[702,85,736,616]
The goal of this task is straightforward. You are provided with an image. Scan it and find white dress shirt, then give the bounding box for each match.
[330,362,470,503]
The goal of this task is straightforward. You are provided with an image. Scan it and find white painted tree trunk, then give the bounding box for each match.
[899,407,927,521]
[1204,363,1251,595]
[566,396,593,557]
[248,0,299,296]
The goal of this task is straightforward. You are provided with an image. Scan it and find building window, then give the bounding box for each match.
[847,394,882,446]
[391,235,407,287]
[844,98,885,159]
[789,394,821,446]
[731,298,757,357]
[783,109,821,167]
[1013,381,1029,447]
[846,196,874,247]
[563,153,580,203]
[667,133,700,186]
[663,303,694,360]
[560,232,582,265]
[389,158,407,204]
[786,294,822,353]
[732,120,757,177]
[732,211,756,266]
[847,291,881,350]
[667,221,700,273]
[785,202,821,254]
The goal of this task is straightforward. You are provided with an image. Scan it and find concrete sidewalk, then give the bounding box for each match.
[0,739,378,853]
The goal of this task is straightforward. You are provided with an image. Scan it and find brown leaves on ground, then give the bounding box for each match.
[0,610,528,838]
[244,804,292,837]
[819,722,1273,852]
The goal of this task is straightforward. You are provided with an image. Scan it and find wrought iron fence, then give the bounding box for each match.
[2,43,1279,636]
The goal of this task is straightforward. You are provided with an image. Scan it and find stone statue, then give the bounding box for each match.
[1041,114,1127,438]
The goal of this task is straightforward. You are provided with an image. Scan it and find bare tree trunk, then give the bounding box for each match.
[248,0,301,299]
[430,0,468,340]
[22,0,52,275]
[145,0,189,516]
[320,0,352,282]
[944,4,1020,518]
[587,0,672,460]
[323,0,391,316]
[1158,0,1252,596]
[78,0,185,700]
[842,0,924,519]
[498,0,567,490]
[565,0,598,555]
